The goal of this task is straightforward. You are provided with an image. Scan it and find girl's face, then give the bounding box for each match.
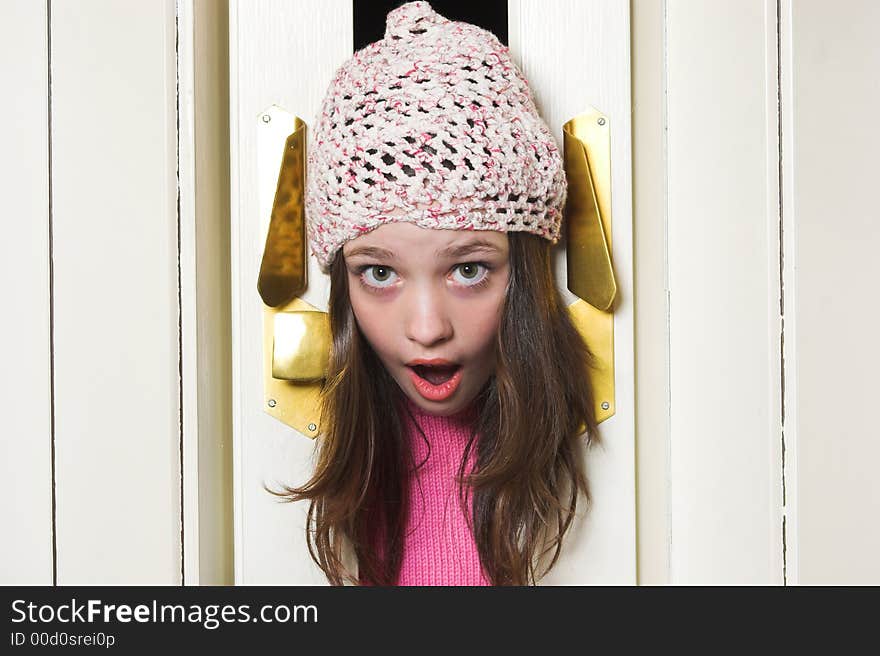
[342,221,510,417]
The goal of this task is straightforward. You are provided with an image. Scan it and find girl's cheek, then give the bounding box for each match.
[475,307,504,344]
[349,291,396,349]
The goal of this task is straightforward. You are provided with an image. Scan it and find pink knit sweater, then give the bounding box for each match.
[391,395,490,586]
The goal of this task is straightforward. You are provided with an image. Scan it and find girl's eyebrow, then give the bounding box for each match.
[345,240,501,261]
[344,245,396,260]
[437,240,502,258]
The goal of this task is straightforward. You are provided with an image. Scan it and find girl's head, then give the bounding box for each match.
[271,2,600,585]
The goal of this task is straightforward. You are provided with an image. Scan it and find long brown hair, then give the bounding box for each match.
[267,231,600,585]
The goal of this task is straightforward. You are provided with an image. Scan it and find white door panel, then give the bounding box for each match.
[0,0,53,585]
[231,0,635,584]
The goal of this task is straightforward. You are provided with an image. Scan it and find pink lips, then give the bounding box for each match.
[407,364,463,402]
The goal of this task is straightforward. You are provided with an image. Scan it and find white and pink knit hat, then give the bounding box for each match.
[305,1,567,274]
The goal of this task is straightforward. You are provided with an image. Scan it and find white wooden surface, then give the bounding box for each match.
[0,0,53,585]
[1,0,231,587]
[231,0,635,584]
[179,0,235,586]
[50,0,181,584]
[785,0,880,584]
[179,0,202,586]
[779,0,799,587]
[230,0,351,585]
[508,0,635,584]
[666,0,783,583]
[630,0,670,584]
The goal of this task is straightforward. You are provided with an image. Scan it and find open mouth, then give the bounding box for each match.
[407,363,464,402]
[409,364,461,385]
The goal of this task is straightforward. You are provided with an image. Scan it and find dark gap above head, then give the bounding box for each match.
[352,0,509,53]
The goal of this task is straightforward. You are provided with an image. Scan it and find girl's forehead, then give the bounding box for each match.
[342,222,508,259]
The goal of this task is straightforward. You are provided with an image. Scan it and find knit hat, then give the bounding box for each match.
[305,0,566,274]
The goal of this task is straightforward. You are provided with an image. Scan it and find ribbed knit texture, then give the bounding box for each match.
[395,395,490,586]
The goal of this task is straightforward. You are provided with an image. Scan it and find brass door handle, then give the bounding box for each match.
[563,107,617,424]
[258,112,327,438]
[258,117,308,307]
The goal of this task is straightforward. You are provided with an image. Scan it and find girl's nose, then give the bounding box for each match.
[404,287,453,348]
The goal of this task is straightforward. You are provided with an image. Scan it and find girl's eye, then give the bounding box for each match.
[451,262,490,287]
[360,265,398,288]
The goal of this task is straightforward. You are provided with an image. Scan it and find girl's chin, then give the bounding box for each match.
[407,398,470,417]
[401,386,480,418]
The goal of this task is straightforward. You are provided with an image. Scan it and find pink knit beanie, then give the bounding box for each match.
[305,0,567,274]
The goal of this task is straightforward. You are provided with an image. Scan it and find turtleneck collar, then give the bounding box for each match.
[399,391,480,428]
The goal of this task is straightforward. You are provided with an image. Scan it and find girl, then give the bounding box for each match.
[271,1,600,586]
